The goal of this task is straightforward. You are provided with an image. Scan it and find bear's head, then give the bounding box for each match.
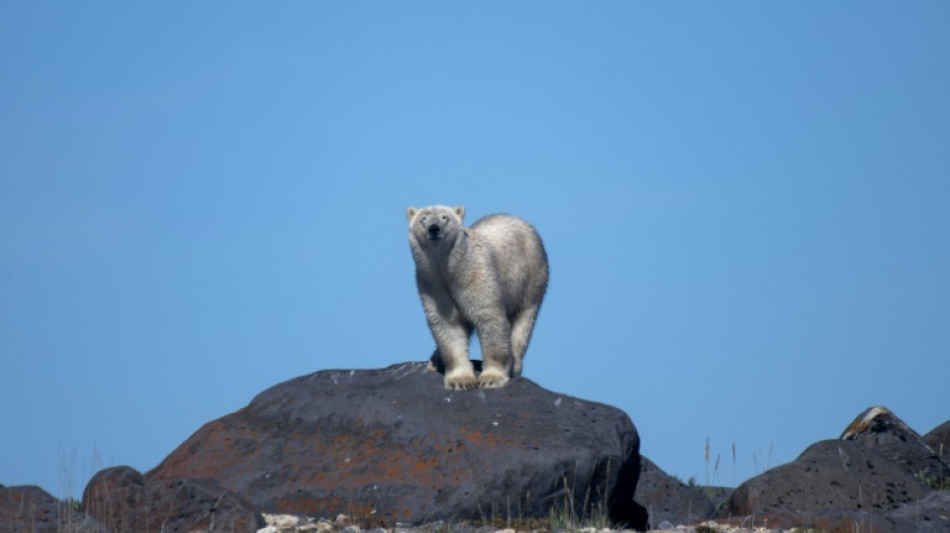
[406,205,465,247]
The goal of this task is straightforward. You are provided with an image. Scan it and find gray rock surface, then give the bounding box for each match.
[884,490,950,533]
[721,439,930,528]
[633,457,716,528]
[80,465,263,533]
[718,405,950,532]
[841,406,949,487]
[146,362,646,528]
[0,484,108,533]
[923,420,950,467]
[0,485,63,533]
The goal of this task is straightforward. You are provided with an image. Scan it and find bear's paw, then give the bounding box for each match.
[477,369,510,389]
[444,372,477,391]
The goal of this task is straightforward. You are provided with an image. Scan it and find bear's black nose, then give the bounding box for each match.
[428,224,441,238]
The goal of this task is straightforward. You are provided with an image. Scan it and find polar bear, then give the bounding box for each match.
[406,205,549,390]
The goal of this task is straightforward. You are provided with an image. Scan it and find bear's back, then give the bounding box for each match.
[470,214,548,301]
[470,214,542,255]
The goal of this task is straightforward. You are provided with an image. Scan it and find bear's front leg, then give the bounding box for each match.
[433,324,477,390]
[420,291,476,390]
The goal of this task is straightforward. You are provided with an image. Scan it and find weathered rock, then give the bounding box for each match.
[81,466,145,532]
[0,485,109,533]
[0,485,62,533]
[633,457,715,527]
[923,420,950,464]
[701,487,733,512]
[841,406,949,487]
[81,465,263,533]
[148,362,646,528]
[884,490,950,533]
[720,440,930,529]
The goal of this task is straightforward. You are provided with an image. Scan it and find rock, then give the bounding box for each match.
[923,420,950,464]
[148,362,646,529]
[81,466,146,532]
[0,485,109,533]
[633,456,715,527]
[720,439,930,529]
[0,485,62,533]
[262,512,301,529]
[701,487,733,511]
[0,484,108,533]
[81,465,263,533]
[885,490,950,533]
[841,406,949,488]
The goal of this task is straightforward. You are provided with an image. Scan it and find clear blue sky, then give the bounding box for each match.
[2,2,949,499]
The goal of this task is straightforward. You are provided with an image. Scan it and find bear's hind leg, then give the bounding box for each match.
[477,363,510,389]
[509,304,540,378]
[426,349,443,373]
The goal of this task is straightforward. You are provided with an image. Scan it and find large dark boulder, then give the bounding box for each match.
[721,440,930,530]
[147,362,646,528]
[80,466,263,533]
[633,456,715,527]
[841,406,949,487]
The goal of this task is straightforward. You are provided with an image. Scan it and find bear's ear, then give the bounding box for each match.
[406,207,417,221]
[454,205,465,221]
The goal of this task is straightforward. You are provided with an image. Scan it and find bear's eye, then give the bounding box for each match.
[441,215,448,222]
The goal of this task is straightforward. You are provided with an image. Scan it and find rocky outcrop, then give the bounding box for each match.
[720,406,950,532]
[0,485,64,533]
[144,362,646,528]
[37,378,943,533]
[841,406,949,486]
[80,466,263,533]
[722,439,929,522]
[885,491,950,533]
[633,457,716,528]
[0,484,108,533]
[923,420,950,465]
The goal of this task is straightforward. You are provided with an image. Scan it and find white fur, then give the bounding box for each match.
[407,205,549,390]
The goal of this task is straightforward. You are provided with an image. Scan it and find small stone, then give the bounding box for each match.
[263,513,301,529]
